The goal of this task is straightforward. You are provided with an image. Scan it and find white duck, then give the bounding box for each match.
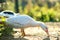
[0,10,49,37]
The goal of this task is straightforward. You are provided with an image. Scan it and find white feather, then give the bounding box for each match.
[5,15,47,30]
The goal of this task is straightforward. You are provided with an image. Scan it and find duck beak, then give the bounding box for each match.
[45,28,49,37]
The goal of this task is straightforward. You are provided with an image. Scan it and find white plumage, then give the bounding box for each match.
[0,10,49,37]
[6,15,47,29]
[5,15,49,37]
[0,10,19,18]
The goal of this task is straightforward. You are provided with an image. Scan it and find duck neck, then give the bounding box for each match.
[37,22,47,30]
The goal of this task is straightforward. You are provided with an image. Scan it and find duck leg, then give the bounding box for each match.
[21,28,25,37]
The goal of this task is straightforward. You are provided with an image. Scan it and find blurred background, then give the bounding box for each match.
[0,0,60,22]
[0,0,60,40]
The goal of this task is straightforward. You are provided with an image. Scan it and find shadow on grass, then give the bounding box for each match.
[0,35,28,40]
[43,37,50,40]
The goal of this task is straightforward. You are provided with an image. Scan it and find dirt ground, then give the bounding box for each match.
[1,22,60,40]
